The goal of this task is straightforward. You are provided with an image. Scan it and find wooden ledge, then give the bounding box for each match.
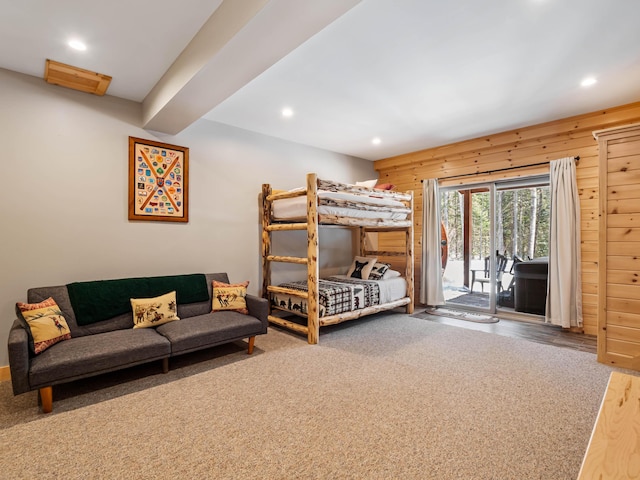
[578,371,640,479]
[45,59,112,96]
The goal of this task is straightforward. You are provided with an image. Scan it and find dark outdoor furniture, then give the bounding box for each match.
[497,255,524,308]
[514,258,549,315]
[470,251,508,293]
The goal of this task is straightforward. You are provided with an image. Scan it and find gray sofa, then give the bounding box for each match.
[8,272,268,413]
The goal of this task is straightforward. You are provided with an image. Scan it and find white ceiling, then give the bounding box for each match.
[1,0,640,161]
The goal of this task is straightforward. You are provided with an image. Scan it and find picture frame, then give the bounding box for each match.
[128,136,189,222]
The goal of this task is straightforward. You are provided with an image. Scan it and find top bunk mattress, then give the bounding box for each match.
[272,190,409,221]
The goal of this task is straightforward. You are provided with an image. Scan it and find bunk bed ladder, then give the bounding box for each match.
[261,175,321,344]
[406,193,415,313]
[305,173,320,344]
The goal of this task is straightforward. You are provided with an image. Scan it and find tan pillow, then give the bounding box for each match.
[130,291,180,329]
[212,280,249,314]
[16,297,72,354]
[355,179,378,188]
[346,256,378,280]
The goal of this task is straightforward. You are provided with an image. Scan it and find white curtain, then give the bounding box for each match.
[546,157,583,328]
[421,179,445,306]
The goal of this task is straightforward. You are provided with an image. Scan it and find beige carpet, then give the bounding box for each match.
[0,313,625,479]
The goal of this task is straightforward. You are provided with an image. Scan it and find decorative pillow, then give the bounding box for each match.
[375,183,395,191]
[369,262,391,280]
[383,269,402,279]
[346,256,378,280]
[212,280,249,314]
[16,297,72,355]
[355,179,378,188]
[130,291,180,329]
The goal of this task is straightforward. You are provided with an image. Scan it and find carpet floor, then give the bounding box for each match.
[0,313,629,479]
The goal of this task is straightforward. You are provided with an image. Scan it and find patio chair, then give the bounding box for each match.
[470,251,509,293]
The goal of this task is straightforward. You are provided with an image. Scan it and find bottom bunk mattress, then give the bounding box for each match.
[270,275,406,318]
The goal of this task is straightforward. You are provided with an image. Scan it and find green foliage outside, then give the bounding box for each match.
[440,186,550,261]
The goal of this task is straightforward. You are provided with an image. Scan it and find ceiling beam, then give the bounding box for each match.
[142,0,361,135]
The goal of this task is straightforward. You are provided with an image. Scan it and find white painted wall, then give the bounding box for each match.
[0,68,375,367]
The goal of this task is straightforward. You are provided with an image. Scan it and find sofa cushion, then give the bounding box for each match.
[131,291,180,329]
[156,312,263,355]
[28,329,171,388]
[212,280,249,314]
[16,298,72,355]
[177,300,210,318]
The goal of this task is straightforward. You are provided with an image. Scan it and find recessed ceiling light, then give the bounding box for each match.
[581,76,597,87]
[68,40,87,51]
[282,107,294,118]
[372,137,381,145]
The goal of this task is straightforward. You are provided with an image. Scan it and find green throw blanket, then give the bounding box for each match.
[67,274,209,326]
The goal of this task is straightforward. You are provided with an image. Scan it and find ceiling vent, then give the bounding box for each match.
[44,59,112,96]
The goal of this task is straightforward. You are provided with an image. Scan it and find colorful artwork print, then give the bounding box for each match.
[128,137,189,222]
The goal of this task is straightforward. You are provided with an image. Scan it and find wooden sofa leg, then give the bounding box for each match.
[40,386,53,414]
[247,336,255,354]
[162,358,169,374]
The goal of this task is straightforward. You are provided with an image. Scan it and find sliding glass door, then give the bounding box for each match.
[440,176,550,316]
[494,179,551,315]
[441,183,495,313]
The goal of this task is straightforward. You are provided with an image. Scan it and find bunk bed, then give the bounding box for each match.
[261,173,414,344]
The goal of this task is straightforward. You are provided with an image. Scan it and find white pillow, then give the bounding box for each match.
[382,269,402,279]
[355,179,378,188]
[346,256,377,280]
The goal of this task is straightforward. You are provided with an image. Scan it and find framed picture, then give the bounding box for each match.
[128,137,189,222]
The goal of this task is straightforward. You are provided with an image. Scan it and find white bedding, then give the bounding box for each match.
[272,190,408,221]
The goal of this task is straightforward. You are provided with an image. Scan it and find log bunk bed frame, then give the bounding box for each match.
[261,173,414,344]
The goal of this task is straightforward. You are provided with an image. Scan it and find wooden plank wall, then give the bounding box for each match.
[374,101,640,335]
[598,126,640,362]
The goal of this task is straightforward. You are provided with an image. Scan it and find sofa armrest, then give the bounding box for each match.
[8,319,31,395]
[245,295,268,331]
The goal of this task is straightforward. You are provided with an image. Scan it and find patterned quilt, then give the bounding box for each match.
[325,276,380,308]
[272,277,380,317]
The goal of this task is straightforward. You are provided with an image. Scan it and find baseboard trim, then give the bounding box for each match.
[0,366,11,382]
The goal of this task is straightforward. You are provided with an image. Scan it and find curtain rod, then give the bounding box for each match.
[421,156,580,182]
